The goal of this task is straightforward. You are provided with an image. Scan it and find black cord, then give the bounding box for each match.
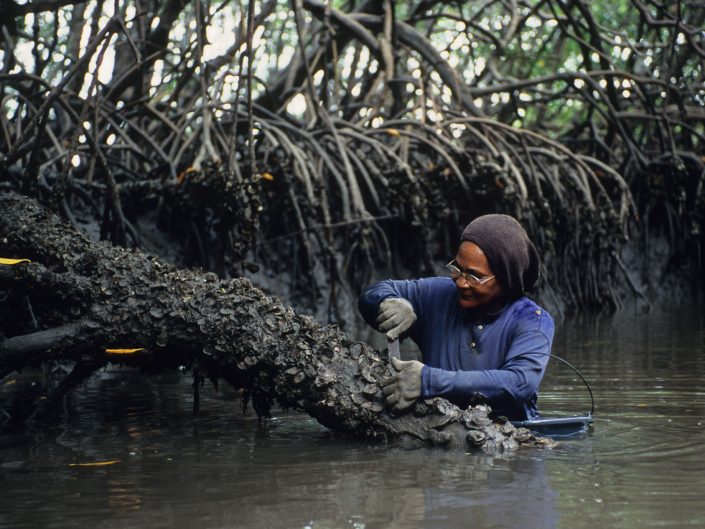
[543,353,595,417]
[510,351,595,417]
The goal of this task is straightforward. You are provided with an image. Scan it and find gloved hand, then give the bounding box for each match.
[382,356,423,413]
[376,298,417,340]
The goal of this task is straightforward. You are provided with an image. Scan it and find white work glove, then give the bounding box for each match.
[376,297,417,340]
[382,357,423,413]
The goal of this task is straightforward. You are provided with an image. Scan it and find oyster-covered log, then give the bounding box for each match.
[0,192,552,451]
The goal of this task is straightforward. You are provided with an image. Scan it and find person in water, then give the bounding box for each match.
[358,214,554,420]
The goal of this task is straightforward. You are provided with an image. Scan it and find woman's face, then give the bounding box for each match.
[452,241,505,312]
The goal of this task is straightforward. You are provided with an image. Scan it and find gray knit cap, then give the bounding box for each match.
[460,214,540,299]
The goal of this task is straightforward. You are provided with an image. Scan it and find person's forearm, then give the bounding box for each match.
[421,365,541,408]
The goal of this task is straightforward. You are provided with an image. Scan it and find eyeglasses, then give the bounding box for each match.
[446,260,495,286]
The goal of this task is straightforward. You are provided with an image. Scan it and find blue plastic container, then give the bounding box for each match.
[512,414,593,437]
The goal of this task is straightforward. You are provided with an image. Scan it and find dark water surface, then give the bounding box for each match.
[2,309,705,529]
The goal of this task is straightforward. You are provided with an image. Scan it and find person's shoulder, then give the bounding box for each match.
[507,297,554,333]
[509,297,551,317]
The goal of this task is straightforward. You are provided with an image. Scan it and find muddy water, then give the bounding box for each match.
[1,308,704,529]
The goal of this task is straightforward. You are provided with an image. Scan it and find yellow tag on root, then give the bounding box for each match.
[0,258,31,265]
[105,348,145,354]
[385,128,401,137]
[69,460,121,467]
[177,166,197,184]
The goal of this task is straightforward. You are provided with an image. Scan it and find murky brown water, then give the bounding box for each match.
[2,308,705,529]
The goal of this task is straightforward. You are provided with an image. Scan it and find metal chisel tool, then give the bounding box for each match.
[388,338,400,361]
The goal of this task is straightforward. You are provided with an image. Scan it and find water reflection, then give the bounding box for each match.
[1,308,705,529]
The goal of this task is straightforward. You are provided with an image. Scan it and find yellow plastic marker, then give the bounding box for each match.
[177,166,197,184]
[385,128,401,137]
[0,258,31,265]
[69,460,121,467]
[105,348,145,354]
[260,172,274,181]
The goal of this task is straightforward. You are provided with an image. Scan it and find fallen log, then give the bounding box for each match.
[0,192,550,451]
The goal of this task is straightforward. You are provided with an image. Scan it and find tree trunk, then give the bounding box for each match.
[0,192,549,451]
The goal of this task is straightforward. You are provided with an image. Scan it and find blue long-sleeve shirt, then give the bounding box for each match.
[358,277,554,420]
